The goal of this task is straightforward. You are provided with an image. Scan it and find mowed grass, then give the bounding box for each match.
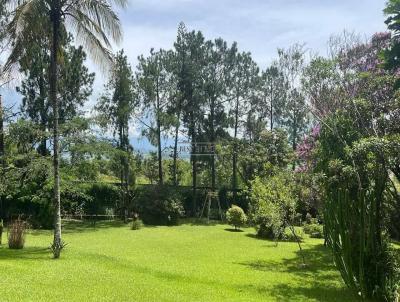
[0,220,358,302]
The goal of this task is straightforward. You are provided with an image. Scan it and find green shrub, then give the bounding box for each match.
[226,205,247,230]
[256,224,304,241]
[282,227,304,242]
[134,186,185,225]
[8,219,28,249]
[256,224,279,239]
[85,183,120,215]
[131,219,143,230]
[249,171,298,240]
[303,223,324,238]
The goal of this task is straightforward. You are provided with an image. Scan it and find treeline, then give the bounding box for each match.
[1,21,312,218]
[1,21,398,221]
[94,23,311,212]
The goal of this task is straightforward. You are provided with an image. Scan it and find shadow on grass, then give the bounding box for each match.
[239,244,335,275]
[237,243,358,301]
[240,282,357,302]
[62,220,127,234]
[245,232,304,243]
[245,233,269,240]
[179,218,224,226]
[0,246,50,260]
[224,228,244,232]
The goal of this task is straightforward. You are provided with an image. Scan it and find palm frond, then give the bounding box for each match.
[107,0,128,9]
[2,0,44,75]
[66,8,114,70]
[72,0,125,44]
[65,0,126,69]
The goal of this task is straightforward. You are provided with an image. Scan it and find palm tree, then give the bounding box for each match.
[4,0,127,258]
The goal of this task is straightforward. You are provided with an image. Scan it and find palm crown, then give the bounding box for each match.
[4,0,127,71]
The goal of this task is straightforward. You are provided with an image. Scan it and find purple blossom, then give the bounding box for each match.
[295,124,321,173]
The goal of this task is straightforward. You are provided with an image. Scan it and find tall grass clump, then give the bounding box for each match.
[8,218,28,249]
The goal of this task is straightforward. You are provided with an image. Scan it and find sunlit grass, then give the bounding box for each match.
[0,220,357,302]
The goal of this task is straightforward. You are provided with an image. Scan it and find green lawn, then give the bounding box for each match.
[0,220,358,302]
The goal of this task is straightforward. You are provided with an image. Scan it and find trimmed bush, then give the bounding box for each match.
[226,205,247,230]
[8,219,28,249]
[303,223,324,238]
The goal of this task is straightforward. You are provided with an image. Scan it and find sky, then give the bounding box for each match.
[1,0,389,152]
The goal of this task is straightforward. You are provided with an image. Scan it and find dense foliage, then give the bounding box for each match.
[249,169,298,240]
[133,186,185,225]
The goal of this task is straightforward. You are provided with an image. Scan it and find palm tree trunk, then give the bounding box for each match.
[50,2,62,259]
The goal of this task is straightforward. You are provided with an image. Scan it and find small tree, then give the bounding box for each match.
[96,50,136,222]
[249,169,306,264]
[226,205,247,230]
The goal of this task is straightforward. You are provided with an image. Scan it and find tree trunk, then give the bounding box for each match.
[190,112,197,215]
[156,87,163,185]
[38,76,47,156]
[157,118,163,185]
[0,95,4,172]
[50,2,62,259]
[172,113,180,186]
[270,78,274,131]
[232,95,239,202]
[119,125,129,223]
[0,95,5,220]
[123,129,129,223]
[210,97,216,192]
[292,124,297,170]
[374,169,386,250]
